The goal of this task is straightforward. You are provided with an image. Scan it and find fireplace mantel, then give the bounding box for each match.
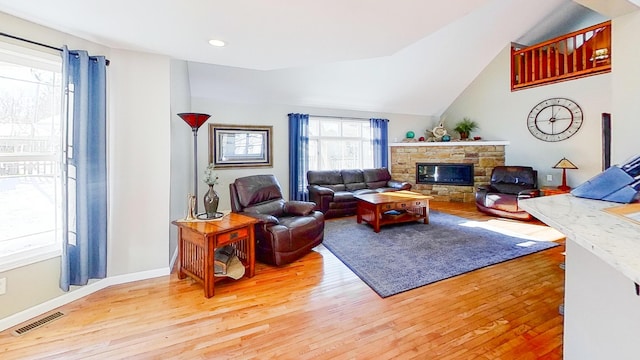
[390,140,510,147]
[390,141,508,202]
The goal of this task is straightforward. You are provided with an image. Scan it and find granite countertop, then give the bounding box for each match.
[520,194,640,284]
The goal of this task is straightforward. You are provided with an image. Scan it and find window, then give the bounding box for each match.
[0,42,62,271]
[308,116,373,170]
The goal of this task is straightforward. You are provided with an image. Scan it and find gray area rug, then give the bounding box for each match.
[322,211,559,298]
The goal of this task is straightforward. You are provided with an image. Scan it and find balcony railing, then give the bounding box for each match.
[0,154,57,177]
[511,21,611,90]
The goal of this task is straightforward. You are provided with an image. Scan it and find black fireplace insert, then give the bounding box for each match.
[416,163,474,186]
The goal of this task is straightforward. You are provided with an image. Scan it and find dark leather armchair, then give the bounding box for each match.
[230,174,324,266]
[475,166,540,221]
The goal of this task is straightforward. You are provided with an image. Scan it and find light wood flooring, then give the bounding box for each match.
[0,202,565,359]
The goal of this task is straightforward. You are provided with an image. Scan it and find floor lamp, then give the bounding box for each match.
[553,157,578,191]
[178,113,211,213]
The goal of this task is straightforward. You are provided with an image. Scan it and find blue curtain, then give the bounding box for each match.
[288,113,310,201]
[60,46,108,291]
[371,118,389,168]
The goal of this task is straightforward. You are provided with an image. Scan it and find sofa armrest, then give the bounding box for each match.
[242,212,280,225]
[308,184,334,195]
[284,201,316,216]
[307,185,335,213]
[387,180,412,190]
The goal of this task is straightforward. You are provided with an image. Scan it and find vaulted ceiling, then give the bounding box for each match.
[0,0,609,116]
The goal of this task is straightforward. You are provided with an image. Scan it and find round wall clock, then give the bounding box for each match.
[527,98,583,142]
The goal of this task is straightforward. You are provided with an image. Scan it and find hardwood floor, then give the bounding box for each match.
[0,202,565,359]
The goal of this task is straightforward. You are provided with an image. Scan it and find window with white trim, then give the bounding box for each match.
[0,42,62,271]
[308,116,373,171]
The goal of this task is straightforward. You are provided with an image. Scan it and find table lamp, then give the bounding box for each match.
[553,157,578,191]
[178,112,211,212]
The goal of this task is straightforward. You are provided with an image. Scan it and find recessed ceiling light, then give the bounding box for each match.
[208,39,226,47]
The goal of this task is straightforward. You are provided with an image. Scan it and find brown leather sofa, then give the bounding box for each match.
[307,168,412,218]
[475,166,540,221]
[230,174,324,266]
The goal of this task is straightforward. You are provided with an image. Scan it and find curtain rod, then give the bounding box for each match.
[309,114,373,121]
[0,31,110,66]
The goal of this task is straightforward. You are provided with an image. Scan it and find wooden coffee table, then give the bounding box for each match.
[354,190,434,233]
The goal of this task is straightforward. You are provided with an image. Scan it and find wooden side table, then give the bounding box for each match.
[172,213,258,298]
[541,186,571,196]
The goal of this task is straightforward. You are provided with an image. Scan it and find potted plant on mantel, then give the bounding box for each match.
[453,117,479,140]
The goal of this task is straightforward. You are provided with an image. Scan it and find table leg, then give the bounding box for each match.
[423,204,430,224]
[204,240,215,298]
[204,278,214,298]
[373,205,381,233]
[247,225,256,278]
[177,228,186,280]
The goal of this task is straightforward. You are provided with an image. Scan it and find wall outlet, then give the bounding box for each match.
[546,174,553,182]
[0,277,6,295]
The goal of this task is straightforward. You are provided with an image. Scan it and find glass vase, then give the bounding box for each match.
[203,184,219,218]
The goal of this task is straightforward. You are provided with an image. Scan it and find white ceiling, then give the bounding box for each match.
[0,0,609,116]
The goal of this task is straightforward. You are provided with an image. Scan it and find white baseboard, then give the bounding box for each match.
[0,267,170,332]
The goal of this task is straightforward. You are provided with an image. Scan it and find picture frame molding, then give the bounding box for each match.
[208,123,273,168]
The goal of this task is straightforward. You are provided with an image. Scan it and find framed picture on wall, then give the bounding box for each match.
[208,124,273,168]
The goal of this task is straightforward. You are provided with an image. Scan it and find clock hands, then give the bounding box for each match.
[548,106,572,122]
[536,106,572,135]
[550,105,559,121]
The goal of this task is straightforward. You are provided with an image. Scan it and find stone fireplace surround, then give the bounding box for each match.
[390,141,508,202]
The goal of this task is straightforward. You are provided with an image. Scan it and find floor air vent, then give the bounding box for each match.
[12,311,65,336]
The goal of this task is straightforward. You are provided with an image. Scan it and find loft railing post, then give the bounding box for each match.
[555,43,560,76]
[510,46,516,89]
[582,33,587,71]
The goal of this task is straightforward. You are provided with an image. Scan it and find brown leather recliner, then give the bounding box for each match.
[230,174,324,266]
[475,166,540,221]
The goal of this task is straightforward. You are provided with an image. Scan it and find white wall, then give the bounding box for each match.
[443,45,612,188]
[0,12,172,320]
[107,49,171,275]
[0,258,64,319]
[611,11,640,164]
[189,98,431,209]
[169,60,192,261]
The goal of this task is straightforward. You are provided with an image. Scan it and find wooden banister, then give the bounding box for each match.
[511,21,611,91]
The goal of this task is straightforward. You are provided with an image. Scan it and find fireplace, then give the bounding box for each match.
[391,141,507,201]
[416,163,474,186]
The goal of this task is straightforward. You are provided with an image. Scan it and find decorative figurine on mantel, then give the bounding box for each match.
[424,128,436,142]
[432,122,448,141]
